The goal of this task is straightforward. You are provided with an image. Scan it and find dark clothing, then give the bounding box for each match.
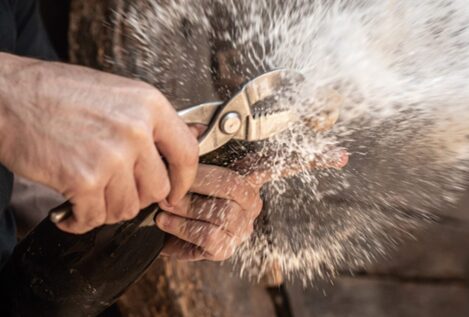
[0,0,56,268]
[0,0,56,57]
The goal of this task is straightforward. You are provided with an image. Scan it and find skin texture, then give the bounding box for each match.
[157,152,348,262]
[0,52,347,261]
[158,164,264,262]
[0,52,199,234]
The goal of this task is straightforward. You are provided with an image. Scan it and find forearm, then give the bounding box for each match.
[0,53,43,135]
[0,53,46,172]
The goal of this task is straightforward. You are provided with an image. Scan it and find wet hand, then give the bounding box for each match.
[157,164,263,261]
[156,149,348,262]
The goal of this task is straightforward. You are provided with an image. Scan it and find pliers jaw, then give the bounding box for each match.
[180,69,305,156]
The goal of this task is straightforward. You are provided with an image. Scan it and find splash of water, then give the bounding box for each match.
[110,0,469,283]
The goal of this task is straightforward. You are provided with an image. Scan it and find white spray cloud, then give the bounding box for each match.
[110,0,469,283]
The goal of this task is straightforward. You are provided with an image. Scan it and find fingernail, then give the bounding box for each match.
[333,151,349,168]
[156,213,171,228]
[326,150,349,169]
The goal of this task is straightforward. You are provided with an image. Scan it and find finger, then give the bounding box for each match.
[57,191,106,234]
[104,169,140,224]
[162,195,253,236]
[152,98,199,206]
[160,237,205,262]
[244,149,350,188]
[190,164,263,214]
[155,212,240,261]
[134,141,171,208]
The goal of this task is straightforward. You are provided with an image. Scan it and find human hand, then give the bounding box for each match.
[0,53,199,234]
[156,149,348,262]
[156,164,263,261]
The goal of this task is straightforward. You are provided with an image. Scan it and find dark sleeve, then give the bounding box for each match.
[14,0,58,61]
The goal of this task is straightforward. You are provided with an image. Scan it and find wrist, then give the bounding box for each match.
[0,53,19,142]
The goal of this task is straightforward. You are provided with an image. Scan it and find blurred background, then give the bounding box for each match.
[36,1,469,316]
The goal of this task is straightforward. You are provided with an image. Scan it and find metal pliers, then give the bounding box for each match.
[50,69,304,223]
[179,68,304,155]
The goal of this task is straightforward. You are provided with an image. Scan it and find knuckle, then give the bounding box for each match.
[143,87,165,104]
[142,89,171,118]
[76,173,101,192]
[126,120,150,141]
[108,150,128,169]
